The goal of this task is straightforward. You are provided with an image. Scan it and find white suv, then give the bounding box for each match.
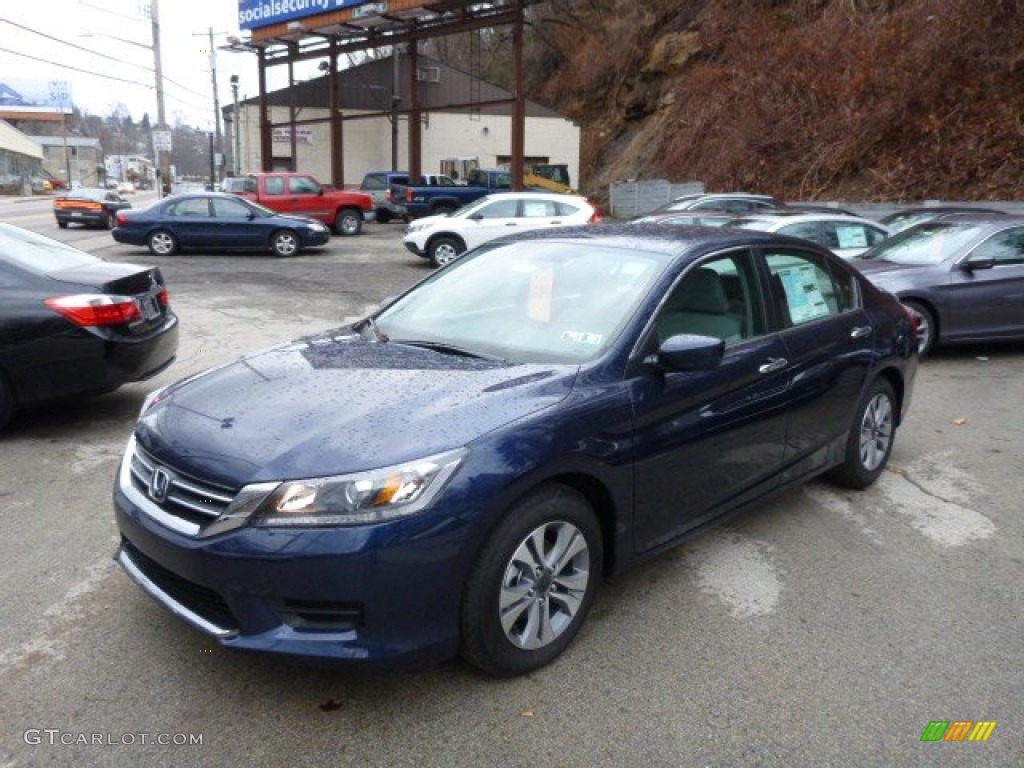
[403,191,601,267]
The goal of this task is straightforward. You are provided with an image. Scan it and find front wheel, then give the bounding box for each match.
[903,300,936,356]
[270,229,299,257]
[147,230,178,256]
[334,209,363,236]
[0,369,14,432]
[826,378,896,489]
[460,484,603,677]
[428,236,464,267]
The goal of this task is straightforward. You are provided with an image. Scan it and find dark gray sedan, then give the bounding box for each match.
[852,215,1024,354]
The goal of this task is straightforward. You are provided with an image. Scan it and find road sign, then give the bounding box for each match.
[152,130,173,152]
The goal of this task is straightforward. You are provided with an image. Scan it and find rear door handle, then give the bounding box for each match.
[758,357,788,374]
[850,325,872,339]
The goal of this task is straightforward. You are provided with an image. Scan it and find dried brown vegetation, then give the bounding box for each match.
[524,0,1024,201]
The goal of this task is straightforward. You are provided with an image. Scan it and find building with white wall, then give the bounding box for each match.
[225,55,580,188]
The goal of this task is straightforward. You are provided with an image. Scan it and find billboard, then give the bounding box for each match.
[238,0,373,30]
[0,78,73,114]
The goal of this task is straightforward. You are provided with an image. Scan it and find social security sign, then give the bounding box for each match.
[238,0,371,30]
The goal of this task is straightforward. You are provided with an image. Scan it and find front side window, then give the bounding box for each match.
[969,226,1024,265]
[822,221,888,250]
[778,222,821,242]
[764,250,848,327]
[655,251,763,345]
[289,176,320,195]
[211,198,251,218]
[475,200,519,219]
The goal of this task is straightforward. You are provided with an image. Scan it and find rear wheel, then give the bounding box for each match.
[826,378,896,489]
[270,230,299,257]
[377,210,392,224]
[903,300,936,356]
[334,208,362,236]
[460,484,603,677]
[428,236,465,267]
[57,221,68,229]
[147,230,178,256]
[101,213,114,230]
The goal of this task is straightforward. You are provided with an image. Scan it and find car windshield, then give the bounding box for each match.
[376,240,669,364]
[858,221,985,264]
[0,224,100,273]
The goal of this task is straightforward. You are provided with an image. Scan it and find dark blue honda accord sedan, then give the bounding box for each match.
[113,224,918,676]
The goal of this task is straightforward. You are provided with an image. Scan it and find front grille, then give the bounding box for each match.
[129,443,236,528]
[122,539,238,631]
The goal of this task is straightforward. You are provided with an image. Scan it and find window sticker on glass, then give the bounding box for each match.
[527,266,554,323]
[777,265,830,324]
[561,331,603,345]
[835,226,868,248]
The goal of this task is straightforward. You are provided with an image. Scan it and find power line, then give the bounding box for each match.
[0,46,153,89]
[0,18,153,72]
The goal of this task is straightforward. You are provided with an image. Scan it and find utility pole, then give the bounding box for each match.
[230,75,241,175]
[151,0,171,197]
[208,28,223,183]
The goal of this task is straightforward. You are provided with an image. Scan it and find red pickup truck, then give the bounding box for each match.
[233,172,375,235]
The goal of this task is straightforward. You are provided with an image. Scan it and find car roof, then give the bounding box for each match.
[486,220,836,258]
[734,212,883,226]
[478,191,590,202]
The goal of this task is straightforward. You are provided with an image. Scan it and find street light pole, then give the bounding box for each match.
[208,131,216,190]
[208,28,223,184]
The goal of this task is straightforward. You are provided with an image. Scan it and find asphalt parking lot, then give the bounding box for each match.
[1,197,1022,766]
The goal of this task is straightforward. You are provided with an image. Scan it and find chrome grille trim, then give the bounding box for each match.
[119,435,239,537]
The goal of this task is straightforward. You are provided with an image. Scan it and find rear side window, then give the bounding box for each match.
[264,176,286,195]
[764,250,851,327]
[361,174,387,191]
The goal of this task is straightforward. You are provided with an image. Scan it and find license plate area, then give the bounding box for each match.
[139,293,161,322]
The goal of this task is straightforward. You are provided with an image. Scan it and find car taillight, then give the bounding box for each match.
[386,189,392,203]
[115,211,129,226]
[587,204,603,224]
[405,187,413,202]
[157,287,170,306]
[44,294,142,327]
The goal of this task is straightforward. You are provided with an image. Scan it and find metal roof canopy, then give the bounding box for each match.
[240,0,536,188]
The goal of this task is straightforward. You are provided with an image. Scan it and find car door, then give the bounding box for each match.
[629,249,793,553]
[461,198,521,250]
[165,197,219,247]
[946,225,1024,341]
[210,197,264,248]
[762,247,875,481]
[284,175,329,220]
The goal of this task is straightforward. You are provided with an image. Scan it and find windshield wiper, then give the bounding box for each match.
[356,316,389,342]
[392,339,505,362]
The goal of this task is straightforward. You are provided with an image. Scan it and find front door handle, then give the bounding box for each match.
[758,357,788,374]
[850,325,872,339]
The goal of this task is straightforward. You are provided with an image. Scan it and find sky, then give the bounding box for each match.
[0,0,312,129]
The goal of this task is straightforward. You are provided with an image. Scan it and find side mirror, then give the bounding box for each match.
[960,256,995,271]
[468,213,484,221]
[645,334,724,372]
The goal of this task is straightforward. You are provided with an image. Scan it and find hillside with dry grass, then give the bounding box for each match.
[516,0,1024,202]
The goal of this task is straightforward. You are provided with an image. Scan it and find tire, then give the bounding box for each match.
[903,299,936,356]
[428,236,465,268]
[102,213,114,230]
[334,208,363,236]
[57,221,68,229]
[147,230,178,256]
[826,378,897,489]
[377,210,392,224]
[270,229,299,257]
[0,369,14,432]
[460,484,603,677]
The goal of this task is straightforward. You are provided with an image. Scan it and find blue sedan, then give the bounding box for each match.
[113,224,918,676]
[112,192,331,257]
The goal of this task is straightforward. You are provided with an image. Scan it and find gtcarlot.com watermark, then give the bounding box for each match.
[24,729,203,746]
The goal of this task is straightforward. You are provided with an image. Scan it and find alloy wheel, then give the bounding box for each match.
[858,392,893,472]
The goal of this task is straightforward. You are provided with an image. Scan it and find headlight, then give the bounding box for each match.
[405,221,427,234]
[247,447,467,527]
[139,385,167,417]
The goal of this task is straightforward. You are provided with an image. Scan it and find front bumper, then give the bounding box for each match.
[112,446,476,667]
